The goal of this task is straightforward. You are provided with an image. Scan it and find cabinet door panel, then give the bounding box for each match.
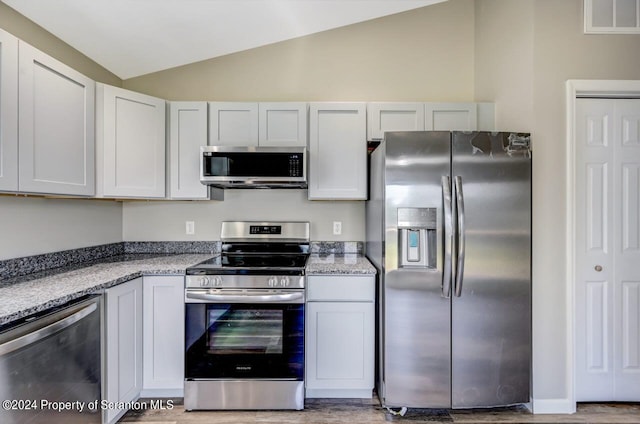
[105,278,143,424]
[168,102,208,199]
[209,102,258,146]
[97,83,165,198]
[309,103,367,200]
[0,29,18,192]
[425,102,477,131]
[367,102,424,141]
[258,102,307,147]
[18,41,95,195]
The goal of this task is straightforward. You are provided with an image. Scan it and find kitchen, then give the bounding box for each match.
[0,0,639,423]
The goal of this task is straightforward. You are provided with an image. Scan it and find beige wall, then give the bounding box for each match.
[476,0,640,410]
[123,1,475,101]
[0,197,122,260]
[0,3,123,259]
[0,3,120,85]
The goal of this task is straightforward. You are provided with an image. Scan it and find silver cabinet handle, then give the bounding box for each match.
[442,176,453,298]
[0,301,98,356]
[454,176,466,297]
[186,291,304,304]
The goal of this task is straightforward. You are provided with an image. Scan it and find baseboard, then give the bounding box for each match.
[139,388,184,398]
[305,388,374,399]
[532,398,575,414]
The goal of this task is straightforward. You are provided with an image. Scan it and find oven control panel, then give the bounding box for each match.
[186,275,305,289]
[249,225,282,235]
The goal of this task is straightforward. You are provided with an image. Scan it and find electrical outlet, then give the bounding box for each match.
[185,221,195,235]
[333,221,342,235]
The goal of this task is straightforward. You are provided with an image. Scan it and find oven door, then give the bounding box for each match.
[185,289,304,380]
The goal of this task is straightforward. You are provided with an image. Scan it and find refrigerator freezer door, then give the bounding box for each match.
[382,131,452,408]
[450,132,531,408]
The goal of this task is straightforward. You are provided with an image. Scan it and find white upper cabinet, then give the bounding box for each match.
[367,102,424,141]
[96,83,166,198]
[167,101,208,199]
[0,29,18,192]
[209,102,259,146]
[258,102,308,147]
[309,102,367,200]
[18,41,95,196]
[425,102,477,131]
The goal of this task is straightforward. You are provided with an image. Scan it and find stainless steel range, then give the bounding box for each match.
[184,221,309,411]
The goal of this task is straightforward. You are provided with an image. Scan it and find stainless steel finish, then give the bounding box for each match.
[221,221,310,242]
[450,131,531,408]
[186,274,305,289]
[185,289,304,304]
[184,380,304,410]
[367,131,531,410]
[200,146,307,188]
[453,175,465,298]
[0,296,102,424]
[0,301,97,356]
[442,176,453,299]
[595,265,603,272]
[376,131,451,408]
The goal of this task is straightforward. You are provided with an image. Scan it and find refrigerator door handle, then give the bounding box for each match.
[454,175,466,297]
[442,175,453,298]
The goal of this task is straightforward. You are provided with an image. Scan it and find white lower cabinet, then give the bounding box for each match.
[104,278,143,424]
[141,276,185,396]
[305,275,375,398]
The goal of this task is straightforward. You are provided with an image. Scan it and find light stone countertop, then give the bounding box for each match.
[0,252,377,327]
[305,254,377,275]
[0,253,212,327]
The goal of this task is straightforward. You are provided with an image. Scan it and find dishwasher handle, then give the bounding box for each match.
[0,300,98,356]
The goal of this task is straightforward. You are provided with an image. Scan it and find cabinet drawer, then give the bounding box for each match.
[307,276,374,302]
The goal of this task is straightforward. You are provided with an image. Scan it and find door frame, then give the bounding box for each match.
[566,79,640,411]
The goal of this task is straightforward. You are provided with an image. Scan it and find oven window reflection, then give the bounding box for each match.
[207,308,283,354]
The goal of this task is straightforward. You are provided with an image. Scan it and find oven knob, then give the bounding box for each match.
[213,276,222,287]
[268,277,277,288]
[199,277,211,287]
[280,277,290,287]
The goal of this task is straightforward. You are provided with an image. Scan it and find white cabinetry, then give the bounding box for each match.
[367,102,424,141]
[308,103,367,200]
[105,278,143,424]
[0,29,18,192]
[367,102,495,140]
[209,102,307,147]
[142,276,185,396]
[258,102,307,147]
[96,83,166,198]
[208,102,258,146]
[167,102,208,199]
[305,275,375,398]
[18,41,95,196]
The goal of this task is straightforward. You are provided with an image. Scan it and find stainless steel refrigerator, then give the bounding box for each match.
[366,131,531,409]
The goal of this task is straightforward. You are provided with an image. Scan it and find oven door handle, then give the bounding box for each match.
[185,291,305,304]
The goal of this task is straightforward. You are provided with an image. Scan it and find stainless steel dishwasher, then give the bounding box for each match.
[0,295,102,423]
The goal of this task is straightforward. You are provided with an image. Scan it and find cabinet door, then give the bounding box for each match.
[306,301,374,394]
[209,102,258,146]
[308,103,367,200]
[97,83,165,198]
[18,41,95,196]
[105,278,143,424]
[258,102,307,147]
[142,276,185,394]
[367,102,424,141]
[167,102,208,199]
[0,29,18,192]
[425,102,477,131]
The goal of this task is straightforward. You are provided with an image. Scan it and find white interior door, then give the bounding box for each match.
[575,98,640,401]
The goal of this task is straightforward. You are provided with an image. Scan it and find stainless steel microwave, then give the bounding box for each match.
[200,146,307,188]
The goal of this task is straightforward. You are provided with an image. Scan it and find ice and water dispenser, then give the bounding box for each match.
[397,207,437,268]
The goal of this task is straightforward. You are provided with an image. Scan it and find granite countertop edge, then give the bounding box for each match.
[0,253,377,327]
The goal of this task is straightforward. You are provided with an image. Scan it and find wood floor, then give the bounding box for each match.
[120,398,640,423]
